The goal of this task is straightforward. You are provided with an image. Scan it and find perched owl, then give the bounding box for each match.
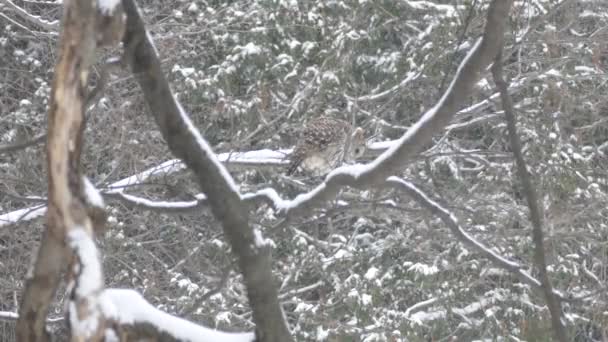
[286,117,366,176]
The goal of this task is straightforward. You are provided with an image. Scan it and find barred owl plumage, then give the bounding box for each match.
[286,117,366,176]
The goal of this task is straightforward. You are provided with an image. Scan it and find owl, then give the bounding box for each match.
[286,117,366,176]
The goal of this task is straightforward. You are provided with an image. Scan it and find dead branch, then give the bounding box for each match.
[15,0,124,340]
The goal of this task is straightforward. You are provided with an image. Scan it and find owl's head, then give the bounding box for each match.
[346,127,366,162]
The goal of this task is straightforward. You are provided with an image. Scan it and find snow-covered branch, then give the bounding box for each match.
[121,0,293,339]
[66,229,105,340]
[266,0,515,219]
[16,1,115,339]
[2,0,59,31]
[385,176,567,300]
[101,289,256,342]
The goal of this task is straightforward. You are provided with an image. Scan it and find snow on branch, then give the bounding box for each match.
[120,0,292,339]
[100,289,256,342]
[107,149,290,193]
[386,176,567,301]
[1,0,565,227]
[0,205,46,227]
[0,149,290,225]
[261,0,516,219]
[66,229,105,340]
[0,64,546,224]
[0,311,63,324]
[2,0,59,31]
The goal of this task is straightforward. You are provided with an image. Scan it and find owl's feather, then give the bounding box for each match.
[286,117,365,176]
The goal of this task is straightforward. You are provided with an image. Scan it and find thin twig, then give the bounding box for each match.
[180,269,232,316]
[0,134,46,154]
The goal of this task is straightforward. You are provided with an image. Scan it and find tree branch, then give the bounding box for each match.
[386,177,568,302]
[2,0,59,31]
[491,48,567,341]
[0,133,45,154]
[16,0,101,339]
[271,0,515,219]
[121,0,292,340]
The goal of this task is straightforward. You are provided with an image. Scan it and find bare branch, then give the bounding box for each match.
[491,48,567,341]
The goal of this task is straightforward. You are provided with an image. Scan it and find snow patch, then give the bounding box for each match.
[97,0,121,14]
[83,176,104,208]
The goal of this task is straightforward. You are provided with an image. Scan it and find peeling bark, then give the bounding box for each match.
[16,1,120,341]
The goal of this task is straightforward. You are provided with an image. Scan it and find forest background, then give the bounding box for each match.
[0,0,607,341]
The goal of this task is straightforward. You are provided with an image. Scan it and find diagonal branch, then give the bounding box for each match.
[386,177,568,302]
[120,0,292,340]
[491,48,567,341]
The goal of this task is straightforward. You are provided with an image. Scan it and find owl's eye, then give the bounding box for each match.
[354,148,361,155]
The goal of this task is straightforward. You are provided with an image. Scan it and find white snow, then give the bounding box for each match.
[294,302,314,313]
[173,93,240,193]
[83,176,105,208]
[0,205,46,227]
[187,2,199,13]
[97,0,121,14]
[361,294,373,306]
[364,267,379,280]
[100,289,255,341]
[407,262,439,276]
[239,42,262,56]
[68,229,103,297]
[67,228,103,338]
[253,228,268,248]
